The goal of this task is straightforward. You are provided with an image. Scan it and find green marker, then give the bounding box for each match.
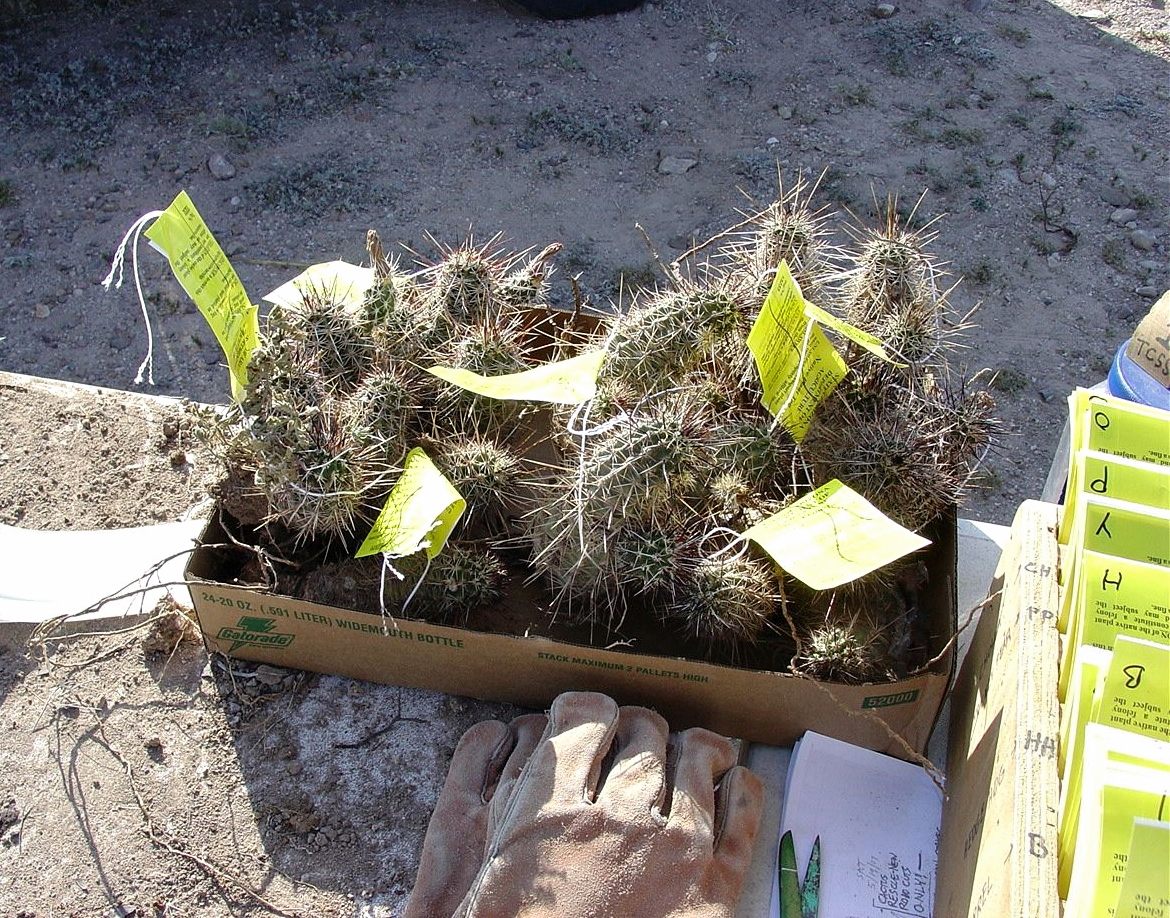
[779,830,801,918]
[779,830,821,918]
[802,836,821,918]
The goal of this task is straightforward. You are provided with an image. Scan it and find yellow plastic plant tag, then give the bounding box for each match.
[1096,635,1170,744]
[144,191,258,400]
[1073,388,1170,467]
[802,299,901,364]
[427,349,607,405]
[264,260,375,310]
[747,262,847,441]
[355,448,466,559]
[742,479,931,590]
[1114,818,1170,918]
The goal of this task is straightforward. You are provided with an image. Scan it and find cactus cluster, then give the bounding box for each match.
[201,181,996,681]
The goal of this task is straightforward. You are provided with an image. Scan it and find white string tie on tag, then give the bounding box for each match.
[102,210,164,386]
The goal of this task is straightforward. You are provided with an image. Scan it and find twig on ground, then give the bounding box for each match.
[94,718,304,918]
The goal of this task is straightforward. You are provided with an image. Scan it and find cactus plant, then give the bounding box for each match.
[195,184,996,682]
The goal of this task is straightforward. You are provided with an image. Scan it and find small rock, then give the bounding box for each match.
[1131,229,1157,251]
[873,3,897,18]
[657,155,698,175]
[706,50,717,62]
[1100,185,1130,207]
[253,664,285,686]
[286,761,303,776]
[1110,208,1139,224]
[1079,8,1110,22]
[1136,285,1160,297]
[1040,172,1057,190]
[33,304,50,319]
[777,106,793,120]
[208,153,236,180]
[766,136,779,146]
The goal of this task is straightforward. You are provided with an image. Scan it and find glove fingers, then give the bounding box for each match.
[711,764,765,890]
[449,719,515,807]
[514,691,620,808]
[596,705,668,818]
[665,727,738,843]
[485,712,548,844]
[403,719,512,918]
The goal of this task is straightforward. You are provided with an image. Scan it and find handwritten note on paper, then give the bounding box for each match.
[779,731,942,918]
[263,260,376,310]
[743,480,930,590]
[427,349,607,405]
[144,191,258,400]
[747,262,847,441]
[355,448,465,559]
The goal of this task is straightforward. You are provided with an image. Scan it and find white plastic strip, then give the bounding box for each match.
[0,519,204,623]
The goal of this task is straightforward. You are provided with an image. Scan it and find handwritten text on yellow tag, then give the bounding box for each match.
[743,479,931,590]
[747,262,847,441]
[356,448,466,559]
[144,191,258,400]
[427,350,607,405]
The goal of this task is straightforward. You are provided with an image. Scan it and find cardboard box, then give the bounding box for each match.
[187,509,957,757]
[936,500,1061,916]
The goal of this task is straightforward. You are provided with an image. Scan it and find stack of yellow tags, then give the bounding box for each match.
[1055,389,1170,918]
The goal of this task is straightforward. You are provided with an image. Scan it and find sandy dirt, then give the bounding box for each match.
[0,0,1167,913]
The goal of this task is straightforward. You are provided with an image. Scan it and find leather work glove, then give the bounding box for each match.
[403,712,548,918]
[454,691,764,918]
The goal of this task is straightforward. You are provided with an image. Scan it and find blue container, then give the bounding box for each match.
[1108,340,1170,412]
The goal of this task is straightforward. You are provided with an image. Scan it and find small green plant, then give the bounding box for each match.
[550,49,586,72]
[1050,111,1082,158]
[610,261,660,293]
[964,260,995,286]
[990,366,1028,394]
[996,24,1031,46]
[837,82,872,107]
[207,113,254,141]
[941,126,985,149]
[700,0,739,48]
[1022,75,1055,100]
[1101,238,1128,272]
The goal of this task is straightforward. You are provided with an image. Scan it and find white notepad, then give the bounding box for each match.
[773,731,944,918]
